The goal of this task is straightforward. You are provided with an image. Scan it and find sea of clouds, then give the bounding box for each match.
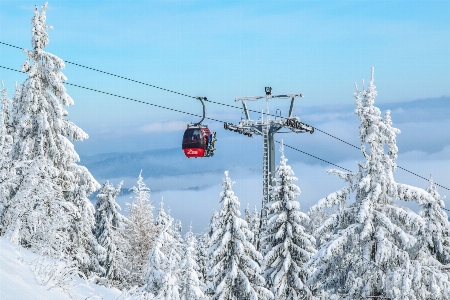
[78,96,450,232]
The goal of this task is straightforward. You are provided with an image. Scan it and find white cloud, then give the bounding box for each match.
[400,145,450,161]
[302,112,354,123]
[139,121,187,133]
[94,148,450,234]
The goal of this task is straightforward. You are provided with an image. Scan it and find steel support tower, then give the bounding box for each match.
[224,87,314,212]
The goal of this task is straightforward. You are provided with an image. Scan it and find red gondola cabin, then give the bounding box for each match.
[182,126,212,158]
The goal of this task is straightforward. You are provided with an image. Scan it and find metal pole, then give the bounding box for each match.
[268,130,276,191]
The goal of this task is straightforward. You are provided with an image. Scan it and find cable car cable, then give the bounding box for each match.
[0,65,354,172]
[0,42,198,100]
[1,61,449,192]
[0,41,375,142]
[1,42,298,118]
[0,42,22,50]
[275,140,352,173]
[0,42,430,157]
[0,65,222,123]
[0,45,400,156]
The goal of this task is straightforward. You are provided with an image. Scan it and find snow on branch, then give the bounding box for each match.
[309,187,350,213]
[397,183,435,206]
[327,168,355,182]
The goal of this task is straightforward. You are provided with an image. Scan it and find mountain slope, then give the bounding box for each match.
[0,237,120,300]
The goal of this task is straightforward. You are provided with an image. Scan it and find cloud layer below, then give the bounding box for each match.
[80,96,450,232]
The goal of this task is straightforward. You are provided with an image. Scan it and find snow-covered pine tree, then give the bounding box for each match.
[208,209,219,236]
[154,201,182,258]
[0,82,13,222]
[195,231,210,287]
[179,225,207,300]
[306,67,449,299]
[421,176,450,266]
[195,209,218,292]
[173,219,184,254]
[391,177,450,299]
[71,166,104,276]
[381,94,450,299]
[175,219,182,234]
[252,206,261,245]
[305,208,336,247]
[245,204,260,248]
[245,204,252,228]
[261,141,316,299]
[155,200,171,227]
[145,219,181,299]
[0,4,101,274]
[125,172,159,286]
[94,180,130,288]
[206,171,273,300]
[0,82,12,147]
[155,202,185,287]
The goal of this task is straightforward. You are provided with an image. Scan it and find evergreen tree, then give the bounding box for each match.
[195,231,210,287]
[245,204,260,248]
[71,166,104,276]
[175,219,183,235]
[0,4,101,275]
[145,220,181,299]
[206,171,273,300]
[94,180,130,288]
[154,200,183,261]
[306,68,449,299]
[125,172,159,286]
[421,176,450,266]
[179,226,207,300]
[305,208,336,247]
[173,219,184,255]
[252,206,260,246]
[0,82,12,132]
[0,82,12,150]
[0,82,13,222]
[208,209,219,236]
[155,200,171,226]
[196,209,218,292]
[389,177,450,299]
[245,204,252,227]
[261,142,316,299]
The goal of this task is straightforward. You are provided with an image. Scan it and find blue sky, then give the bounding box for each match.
[0,1,449,231]
[2,1,449,108]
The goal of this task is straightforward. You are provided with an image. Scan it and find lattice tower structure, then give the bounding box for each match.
[225,89,314,225]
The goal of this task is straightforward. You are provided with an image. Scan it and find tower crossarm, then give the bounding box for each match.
[234,95,266,102]
[227,118,314,135]
[234,93,303,102]
[224,122,261,137]
[284,117,315,134]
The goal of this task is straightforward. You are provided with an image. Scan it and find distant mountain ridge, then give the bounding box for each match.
[79,96,450,188]
[80,146,260,181]
[296,96,449,124]
[80,148,182,179]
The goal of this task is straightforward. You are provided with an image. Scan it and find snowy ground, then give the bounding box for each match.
[0,237,121,300]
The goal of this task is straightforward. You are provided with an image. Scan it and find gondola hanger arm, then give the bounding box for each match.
[193,97,207,126]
